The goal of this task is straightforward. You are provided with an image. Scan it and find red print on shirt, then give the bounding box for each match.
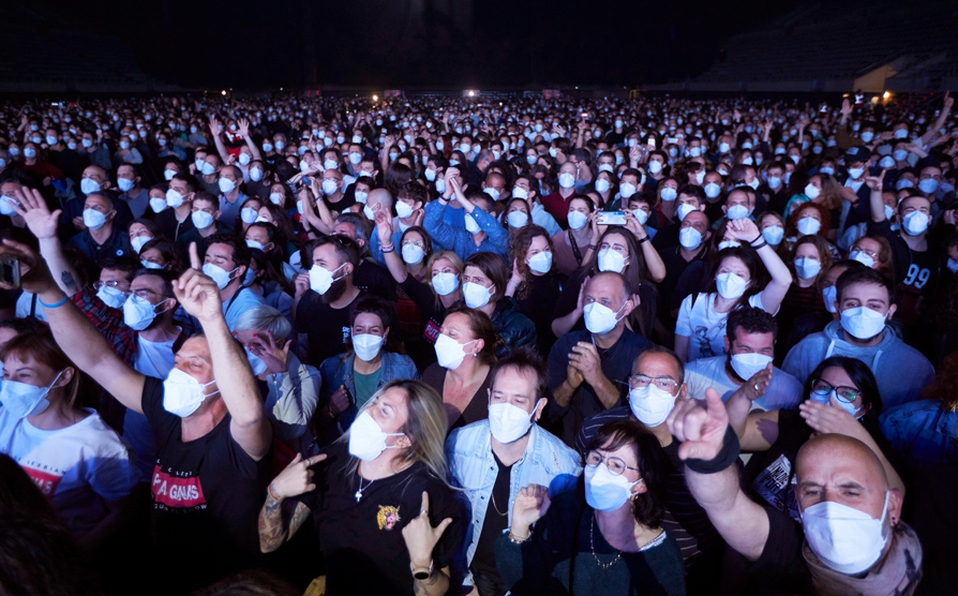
[23,467,62,496]
[152,466,207,509]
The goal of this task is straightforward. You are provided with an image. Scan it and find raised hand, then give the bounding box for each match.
[237,118,250,138]
[402,491,454,569]
[798,396,863,438]
[247,330,291,374]
[0,238,56,295]
[269,452,327,500]
[725,217,760,242]
[208,115,221,136]
[12,187,60,240]
[667,387,730,462]
[864,169,886,192]
[173,242,223,322]
[510,484,550,537]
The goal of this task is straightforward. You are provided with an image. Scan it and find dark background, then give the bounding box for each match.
[23,0,805,90]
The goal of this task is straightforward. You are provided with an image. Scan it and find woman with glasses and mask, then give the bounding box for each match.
[258,380,462,596]
[730,356,904,521]
[497,419,684,595]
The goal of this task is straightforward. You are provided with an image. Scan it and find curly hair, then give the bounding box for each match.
[508,224,554,300]
[786,201,831,239]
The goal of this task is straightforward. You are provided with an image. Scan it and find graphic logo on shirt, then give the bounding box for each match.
[342,326,351,346]
[377,505,401,530]
[424,320,441,343]
[22,466,63,496]
[152,465,207,510]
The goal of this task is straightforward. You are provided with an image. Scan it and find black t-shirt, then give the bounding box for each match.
[141,376,271,593]
[296,289,362,366]
[516,271,564,353]
[472,452,513,581]
[422,363,492,432]
[299,442,462,596]
[355,259,398,302]
[749,504,814,595]
[744,409,810,521]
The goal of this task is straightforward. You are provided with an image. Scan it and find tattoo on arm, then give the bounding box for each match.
[258,494,304,553]
[61,271,76,292]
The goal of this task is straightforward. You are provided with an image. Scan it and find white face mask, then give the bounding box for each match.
[528,251,553,274]
[597,247,626,273]
[130,235,152,253]
[704,182,722,199]
[558,172,576,189]
[567,210,588,230]
[97,284,129,309]
[660,187,677,202]
[507,211,529,228]
[629,384,676,426]
[322,179,339,195]
[822,285,838,313]
[269,192,284,206]
[488,402,534,444]
[463,281,493,309]
[679,227,703,250]
[432,272,459,296]
[241,207,259,225]
[716,271,748,300]
[849,250,875,268]
[401,243,425,265]
[80,178,101,195]
[83,208,108,230]
[804,183,821,200]
[434,333,475,370]
[794,257,822,280]
[395,200,414,219]
[677,203,697,222]
[465,213,482,234]
[801,493,889,575]
[583,301,625,335]
[619,182,636,198]
[117,177,135,192]
[348,410,405,462]
[726,204,749,220]
[352,333,384,362]
[730,353,773,381]
[162,367,219,418]
[123,294,166,331]
[761,225,784,246]
[202,263,237,290]
[218,177,236,194]
[245,347,269,376]
[901,211,929,236]
[191,210,214,230]
[585,463,640,512]
[309,262,346,295]
[840,306,887,340]
[166,188,185,208]
[797,216,821,236]
[0,371,62,418]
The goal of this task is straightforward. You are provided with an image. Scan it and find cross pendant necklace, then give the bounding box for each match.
[355,475,374,502]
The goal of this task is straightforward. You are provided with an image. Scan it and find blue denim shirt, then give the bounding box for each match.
[319,350,420,430]
[445,421,582,586]
[880,399,958,468]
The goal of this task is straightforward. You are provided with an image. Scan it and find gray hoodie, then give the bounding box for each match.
[782,320,934,410]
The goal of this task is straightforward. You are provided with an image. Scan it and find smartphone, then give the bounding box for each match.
[581,112,590,120]
[302,176,311,186]
[647,136,656,148]
[0,257,20,288]
[597,211,627,226]
[666,137,678,145]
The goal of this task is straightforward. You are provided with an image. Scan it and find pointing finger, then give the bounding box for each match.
[189,241,202,271]
[419,491,430,515]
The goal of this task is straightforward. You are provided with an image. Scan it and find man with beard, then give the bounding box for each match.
[293,235,364,366]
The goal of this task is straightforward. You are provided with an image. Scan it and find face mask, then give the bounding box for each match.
[83,208,109,230]
[727,204,749,220]
[246,239,266,251]
[323,159,339,171]
[847,167,865,180]
[947,258,958,273]
[648,160,664,175]
[0,197,17,216]
[0,371,62,418]
[597,247,626,273]
[141,260,163,270]
[918,178,939,195]
[82,139,93,149]
[704,183,722,199]
[434,333,475,370]
[162,367,219,418]
[432,272,459,296]
[676,226,702,250]
[629,383,676,426]
[821,285,839,313]
[797,216,821,236]
[583,301,625,335]
[595,178,611,193]
[309,262,346,295]
[123,294,166,331]
[191,210,214,230]
[677,203,697,221]
[166,187,187,208]
[558,173,576,189]
[435,178,446,194]
[274,141,285,151]
[660,187,677,202]
[847,249,875,268]
[215,177,236,195]
[794,257,822,279]
[585,462,640,512]
[352,333,385,362]
[528,251,553,274]
[567,210,588,230]
[23,148,37,159]
[619,181,637,199]
[894,128,908,139]
[488,402,534,444]
[819,166,835,176]
[242,347,268,377]
[802,493,889,575]
[767,176,782,190]
[758,225,783,246]
[203,263,238,290]
[902,211,929,236]
[512,186,528,200]
[841,306,887,340]
[95,283,128,309]
[716,271,748,300]
[895,178,914,190]
[348,409,405,462]
[80,178,101,196]
[240,207,259,225]
[718,240,741,251]
[526,155,537,165]
[200,162,216,176]
[859,131,874,143]
[803,183,821,200]
[465,213,482,234]
[269,192,283,206]
[318,179,338,195]
[694,170,706,185]
[507,211,529,228]
[463,282,493,309]
[116,177,136,193]
[730,352,773,381]
[131,235,153,253]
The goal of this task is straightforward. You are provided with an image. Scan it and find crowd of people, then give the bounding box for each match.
[1,90,958,595]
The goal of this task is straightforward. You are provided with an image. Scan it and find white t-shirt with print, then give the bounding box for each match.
[675,292,766,362]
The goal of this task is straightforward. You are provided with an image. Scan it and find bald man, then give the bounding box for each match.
[668,390,922,595]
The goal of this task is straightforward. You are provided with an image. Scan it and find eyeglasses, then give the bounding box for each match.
[93,280,130,291]
[810,379,862,404]
[628,374,679,392]
[585,451,639,476]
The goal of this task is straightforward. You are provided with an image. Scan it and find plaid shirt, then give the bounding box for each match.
[72,287,137,366]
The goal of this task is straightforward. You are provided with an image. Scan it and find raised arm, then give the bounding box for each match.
[920,92,952,147]
[237,118,262,162]
[725,218,790,313]
[177,243,272,460]
[300,185,333,236]
[625,212,666,283]
[258,453,325,552]
[373,207,408,283]
[865,170,887,223]
[725,362,773,439]
[667,388,770,561]
[208,115,231,164]
[15,187,81,295]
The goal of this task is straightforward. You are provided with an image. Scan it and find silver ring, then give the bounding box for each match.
[754,383,760,391]
[420,509,428,516]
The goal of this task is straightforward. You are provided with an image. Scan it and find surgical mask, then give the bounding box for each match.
[847,167,864,180]
[677,203,697,221]
[558,173,576,189]
[141,260,163,270]
[309,262,346,295]
[762,225,784,246]
[660,187,677,202]
[82,139,93,149]
[804,183,821,200]
[878,156,895,169]
[352,333,384,362]
[348,410,404,461]
[274,141,285,151]
[618,181,637,198]
[117,177,134,192]
[324,159,339,171]
[948,258,958,274]
[191,210,214,230]
[860,131,874,143]
[801,493,889,575]
[202,263,237,290]
[526,155,537,165]
[583,301,624,335]
[507,211,529,228]
[730,353,773,381]
[241,207,258,225]
[679,227,703,250]
[704,183,722,199]
[434,333,475,370]
[629,384,676,426]
[162,367,219,418]
[488,402,534,444]
[348,152,362,165]
[120,141,131,150]
[432,272,459,296]
[0,197,17,216]
[0,371,63,419]
[894,128,908,139]
[850,250,875,268]
[727,204,749,220]
[23,148,37,159]
[322,179,339,195]
[424,168,437,182]
[794,257,822,279]
[82,208,108,230]
[249,167,263,182]
[917,178,939,195]
[695,170,706,185]
[394,241,423,265]
[893,149,909,162]
[716,272,748,300]
[463,282,493,309]
[166,188,185,208]
[351,190,367,205]
[131,235,153,253]
[585,463,640,512]
[822,285,838,313]
[435,178,446,194]
[123,294,165,331]
[629,209,648,226]
[465,213,481,234]
[597,248,626,273]
[797,216,821,236]
[567,210,588,230]
[246,240,265,251]
[218,177,236,194]
[80,178,101,195]
[902,211,929,236]
[841,306,887,340]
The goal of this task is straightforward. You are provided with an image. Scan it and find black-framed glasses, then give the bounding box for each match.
[810,379,861,404]
[585,451,639,476]
[628,374,679,392]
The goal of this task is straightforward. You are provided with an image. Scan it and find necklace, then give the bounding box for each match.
[354,475,374,502]
[489,494,508,517]
[590,514,623,569]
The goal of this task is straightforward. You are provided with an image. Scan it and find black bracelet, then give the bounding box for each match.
[684,426,740,474]
[636,236,650,245]
[749,236,768,250]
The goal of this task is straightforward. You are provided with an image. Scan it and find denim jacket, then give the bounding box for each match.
[880,399,958,468]
[319,350,420,431]
[445,421,582,586]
